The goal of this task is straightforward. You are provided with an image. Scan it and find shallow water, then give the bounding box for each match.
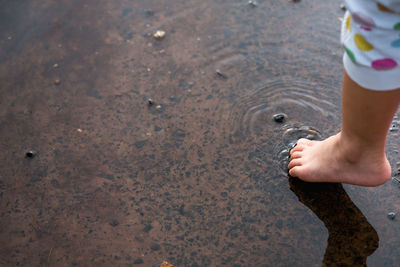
[0,0,399,266]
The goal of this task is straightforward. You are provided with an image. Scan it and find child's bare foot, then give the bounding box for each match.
[288,133,392,186]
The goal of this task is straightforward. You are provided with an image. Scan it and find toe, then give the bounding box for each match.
[288,166,297,177]
[290,144,304,155]
[297,138,313,146]
[289,166,309,180]
[288,158,302,169]
[289,166,302,178]
[290,151,302,160]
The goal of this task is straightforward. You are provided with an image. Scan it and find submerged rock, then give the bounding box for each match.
[273,113,286,123]
[25,150,36,158]
[388,212,396,220]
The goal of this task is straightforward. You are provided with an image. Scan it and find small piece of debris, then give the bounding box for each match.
[156,104,162,109]
[109,219,119,227]
[77,128,83,133]
[143,9,154,16]
[53,63,59,68]
[390,121,399,132]
[26,150,36,158]
[216,69,227,78]
[133,258,144,264]
[273,113,286,123]
[150,243,161,251]
[7,36,12,40]
[340,3,346,11]
[160,261,175,267]
[290,0,301,2]
[388,212,396,220]
[148,98,154,105]
[54,79,61,85]
[248,0,257,7]
[153,30,166,39]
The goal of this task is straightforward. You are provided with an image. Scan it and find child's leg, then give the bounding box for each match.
[288,70,400,186]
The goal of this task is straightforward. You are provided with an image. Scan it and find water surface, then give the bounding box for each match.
[1,0,399,266]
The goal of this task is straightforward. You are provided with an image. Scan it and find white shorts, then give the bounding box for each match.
[341,0,400,91]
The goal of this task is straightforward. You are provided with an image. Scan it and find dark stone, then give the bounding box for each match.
[143,224,153,232]
[215,69,227,78]
[150,243,161,251]
[273,113,286,123]
[248,0,257,7]
[98,173,115,181]
[135,140,147,149]
[109,220,119,227]
[25,151,36,158]
[143,9,154,17]
[50,179,60,188]
[133,258,144,264]
[30,177,42,183]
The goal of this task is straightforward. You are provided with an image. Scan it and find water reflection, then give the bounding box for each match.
[289,178,379,266]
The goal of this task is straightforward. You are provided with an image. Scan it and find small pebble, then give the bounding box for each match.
[150,243,161,251]
[53,63,59,68]
[248,0,257,7]
[54,79,61,85]
[390,122,399,132]
[216,69,227,78]
[388,212,396,220]
[133,258,144,264]
[153,30,166,39]
[156,104,162,109]
[143,9,154,16]
[109,219,119,227]
[273,113,286,123]
[148,98,154,105]
[26,150,36,158]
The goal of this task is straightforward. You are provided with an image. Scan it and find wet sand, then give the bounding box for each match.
[1,0,400,266]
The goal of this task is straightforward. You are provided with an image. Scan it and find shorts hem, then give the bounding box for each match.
[343,53,400,91]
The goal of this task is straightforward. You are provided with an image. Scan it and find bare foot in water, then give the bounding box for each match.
[288,132,392,186]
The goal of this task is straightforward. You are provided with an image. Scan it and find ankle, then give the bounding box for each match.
[336,132,384,163]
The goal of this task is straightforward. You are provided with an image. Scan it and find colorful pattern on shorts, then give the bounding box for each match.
[341,0,400,71]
